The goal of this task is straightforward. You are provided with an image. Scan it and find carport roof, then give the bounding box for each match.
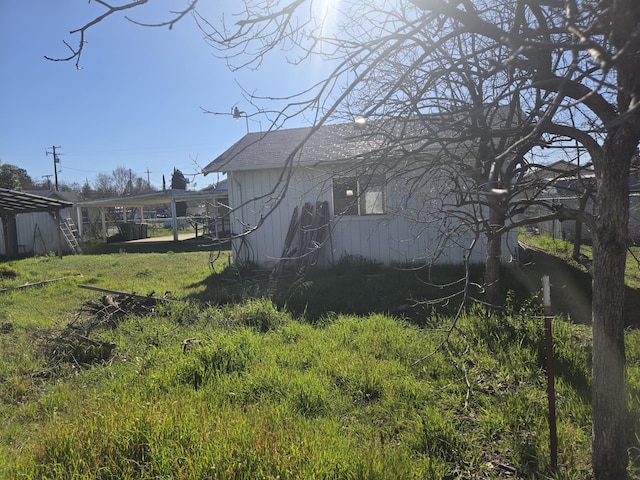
[74,189,226,208]
[0,188,72,217]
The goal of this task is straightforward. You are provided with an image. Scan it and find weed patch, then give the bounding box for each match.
[0,264,19,279]
[1,250,638,478]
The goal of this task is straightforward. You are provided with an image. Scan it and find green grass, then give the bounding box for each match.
[195,255,489,324]
[0,249,639,478]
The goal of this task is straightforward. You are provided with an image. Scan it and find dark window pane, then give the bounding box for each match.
[333,177,359,215]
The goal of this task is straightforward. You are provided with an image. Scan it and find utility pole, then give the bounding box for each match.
[145,167,152,189]
[42,175,53,190]
[46,146,61,191]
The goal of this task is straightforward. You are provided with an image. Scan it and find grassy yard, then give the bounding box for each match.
[0,248,639,478]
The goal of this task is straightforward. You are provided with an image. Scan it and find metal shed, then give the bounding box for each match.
[0,188,72,258]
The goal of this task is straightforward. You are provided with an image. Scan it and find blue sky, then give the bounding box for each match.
[0,2,317,190]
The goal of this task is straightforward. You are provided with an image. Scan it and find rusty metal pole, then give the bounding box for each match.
[542,275,558,471]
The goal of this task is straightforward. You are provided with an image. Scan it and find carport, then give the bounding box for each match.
[75,189,228,243]
[0,188,72,259]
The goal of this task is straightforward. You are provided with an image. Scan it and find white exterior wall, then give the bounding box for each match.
[227,166,515,268]
[0,208,72,256]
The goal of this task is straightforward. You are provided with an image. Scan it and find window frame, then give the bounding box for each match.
[332,173,386,216]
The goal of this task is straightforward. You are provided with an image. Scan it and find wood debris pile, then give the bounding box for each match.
[37,328,116,373]
[79,291,168,330]
[35,287,171,375]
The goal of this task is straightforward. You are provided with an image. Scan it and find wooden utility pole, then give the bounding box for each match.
[46,146,61,191]
[145,168,152,189]
[42,175,53,190]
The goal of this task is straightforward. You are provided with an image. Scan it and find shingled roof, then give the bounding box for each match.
[203,122,432,173]
[203,109,524,175]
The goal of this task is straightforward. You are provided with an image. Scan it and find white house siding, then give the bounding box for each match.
[0,209,72,256]
[227,165,514,269]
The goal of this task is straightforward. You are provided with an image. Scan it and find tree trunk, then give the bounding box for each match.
[572,187,590,258]
[572,185,593,269]
[591,3,640,477]
[591,138,631,480]
[484,196,505,312]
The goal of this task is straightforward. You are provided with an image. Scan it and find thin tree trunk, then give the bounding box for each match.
[484,197,505,312]
[484,233,501,311]
[572,187,591,259]
[572,185,593,270]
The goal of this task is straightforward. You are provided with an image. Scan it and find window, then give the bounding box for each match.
[332,174,386,216]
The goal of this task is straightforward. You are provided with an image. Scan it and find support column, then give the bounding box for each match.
[76,207,83,240]
[170,196,179,241]
[1,215,11,259]
[100,208,107,242]
[54,210,63,258]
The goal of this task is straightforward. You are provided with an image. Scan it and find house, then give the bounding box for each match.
[522,160,640,243]
[203,122,516,271]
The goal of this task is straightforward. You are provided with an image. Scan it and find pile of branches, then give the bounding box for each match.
[36,327,116,375]
[78,289,170,332]
[34,287,172,376]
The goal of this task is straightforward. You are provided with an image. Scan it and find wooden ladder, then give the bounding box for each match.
[60,218,82,254]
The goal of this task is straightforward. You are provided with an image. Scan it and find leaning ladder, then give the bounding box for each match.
[60,218,82,254]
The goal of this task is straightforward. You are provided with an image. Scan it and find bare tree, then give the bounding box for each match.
[50,1,640,477]
[112,166,134,196]
[93,172,117,197]
[91,166,146,197]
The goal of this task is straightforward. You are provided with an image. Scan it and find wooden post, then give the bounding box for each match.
[542,275,558,471]
[54,210,63,258]
[170,195,179,242]
[100,208,108,242]
[1,215,11,259]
